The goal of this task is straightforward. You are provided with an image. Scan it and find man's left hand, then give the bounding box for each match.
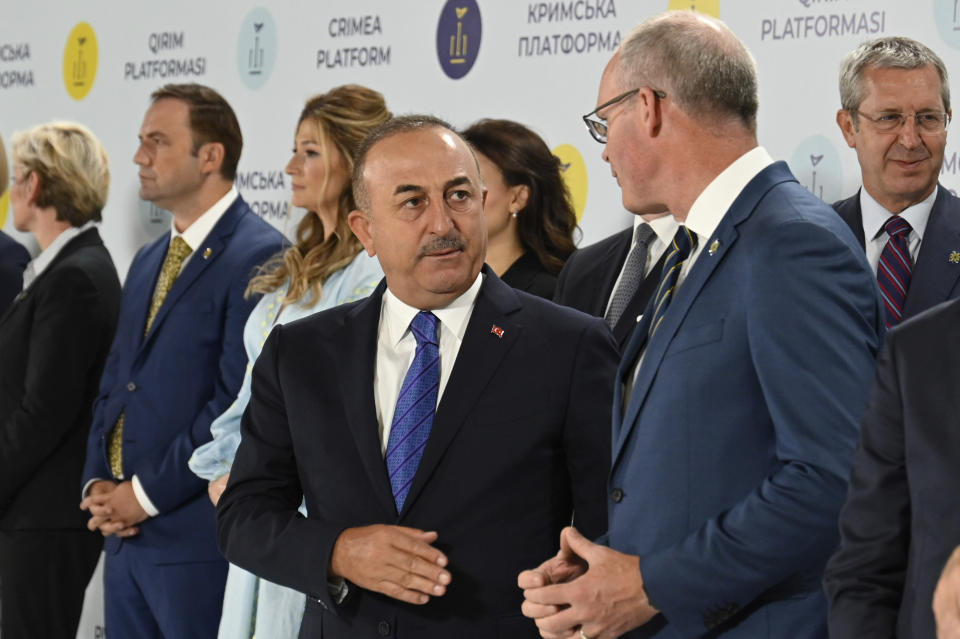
[935,545,960,639]
[521,526,659,639]
[80,481,148,537]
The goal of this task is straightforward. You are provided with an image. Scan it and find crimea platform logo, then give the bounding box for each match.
[667,0,720,17]
[552,144,588,222]
[436,0,482,80]
[63,22,98,100]
[934,0,960,50]
[237,8,277,89]
[788,135,843,204]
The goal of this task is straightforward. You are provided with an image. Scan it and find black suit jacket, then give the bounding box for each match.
[500,251,557,300]
[0,227,120,528]
[824,296,960,638]
[217,269,618,639]
[834,186,960,319]
[0,230,29,317]
[553,227,665,352]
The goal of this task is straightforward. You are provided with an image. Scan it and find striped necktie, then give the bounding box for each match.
[876,215,913,329]
[648,225,697,338]
[385,311,440,512]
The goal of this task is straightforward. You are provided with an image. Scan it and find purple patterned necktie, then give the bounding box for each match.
[876,215,913,329]
[385,311,440,512]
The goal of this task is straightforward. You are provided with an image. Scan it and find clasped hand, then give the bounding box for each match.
[79,480,148,538]
[518,526,658,639]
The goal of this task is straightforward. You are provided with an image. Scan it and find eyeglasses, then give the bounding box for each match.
[582,87,666,143]
[852,110,951,133]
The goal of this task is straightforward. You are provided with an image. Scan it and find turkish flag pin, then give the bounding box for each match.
[490,325,504,338]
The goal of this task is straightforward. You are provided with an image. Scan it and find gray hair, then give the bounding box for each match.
[839,36,950,114]
[617,11,758,132]
[351,114,480,212]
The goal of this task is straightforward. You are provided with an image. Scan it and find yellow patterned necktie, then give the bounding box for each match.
[108,236,193,478]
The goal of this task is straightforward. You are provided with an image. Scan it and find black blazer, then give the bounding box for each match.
[824,297,960,638]
[217,269,618,639]
[553,227,665,352]
[0,230,29,317]
[834,186,960,320]
[499,251,557,300]
[0,227,120,529]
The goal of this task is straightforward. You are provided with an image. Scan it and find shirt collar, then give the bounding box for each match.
[637,213,680,246]
[170,186,238,251]
[23,221,97,289]
[860,185,936,241]
[684,146,774,241]
[381,272,484,347]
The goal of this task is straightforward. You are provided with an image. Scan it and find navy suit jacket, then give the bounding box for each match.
[834,186,960,319]
[217,269,618,639]
[0,230,29,317]
[609,162,883,637]
[554,226,666,353]
[824,297,960,638]
[82,195,285,563]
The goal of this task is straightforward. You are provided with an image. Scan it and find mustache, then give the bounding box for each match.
[418,233,465,258]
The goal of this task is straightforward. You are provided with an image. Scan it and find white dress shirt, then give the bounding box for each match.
[374,273,483,452]
[859,186,933,276]
[22,220,97,290]
[603,213,679,320]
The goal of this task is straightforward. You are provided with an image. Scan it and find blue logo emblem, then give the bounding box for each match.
[237,8,277,89]
[788,135,843,203]
[139,199,172,239]
[436,0,482,80]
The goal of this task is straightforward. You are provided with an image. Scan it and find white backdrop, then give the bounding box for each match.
[2,1,960,637]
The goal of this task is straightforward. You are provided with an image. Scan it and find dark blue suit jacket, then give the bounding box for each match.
[0,230,29,317]
[824,294,960,637]
[217,269,618,639]
[609,162,883,637]
[82,195,285,564]
[833,185,960,320]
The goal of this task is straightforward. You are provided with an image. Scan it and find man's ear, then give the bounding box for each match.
[197,142,226,175]
[837,109,858,149]
[348,210,376,257]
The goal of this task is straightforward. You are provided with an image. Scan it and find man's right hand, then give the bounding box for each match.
[329,524,451,605]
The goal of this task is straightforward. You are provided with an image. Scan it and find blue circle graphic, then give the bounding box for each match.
[788,135,843,204]
[237,8,277,90]
[436,0,482,80]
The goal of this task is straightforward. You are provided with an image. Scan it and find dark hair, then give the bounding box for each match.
[351,114,461,211]
[151,83,243,180]
[461,119,578,275]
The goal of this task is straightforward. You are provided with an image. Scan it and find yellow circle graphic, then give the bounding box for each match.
[667,0,720,17]
[63,22,98,100]
[0,190,9,229]
[552,144,588,223]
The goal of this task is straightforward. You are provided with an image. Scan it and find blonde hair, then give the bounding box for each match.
[0,132,8,194]
[247,85,391,305]
[11,121,110,226]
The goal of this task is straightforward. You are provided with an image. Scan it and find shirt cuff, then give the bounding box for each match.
[81,478,108,500]
[132,475,160,517]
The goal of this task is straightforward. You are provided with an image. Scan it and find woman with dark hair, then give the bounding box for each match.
[461,118,578,299]
[188,84,390,639]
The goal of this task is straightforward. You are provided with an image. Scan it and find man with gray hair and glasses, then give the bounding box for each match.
[520,10,882,639]
[825,36,960,639]
[833,36,960,327]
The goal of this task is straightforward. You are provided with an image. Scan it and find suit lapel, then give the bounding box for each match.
[834,191,866,249]
[140,199,245,348]
[334,282,399,517]
[399,270,522,518]
[903,186,960,317]
[612,163,794,471]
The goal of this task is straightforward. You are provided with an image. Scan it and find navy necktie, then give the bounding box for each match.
[876,215,913,329]
[385,311,440,511]
[648,225,698,338]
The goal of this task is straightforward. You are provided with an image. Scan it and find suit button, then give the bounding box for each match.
[611,488,624,503]
[377,620,391,635]
[126,382,137,391]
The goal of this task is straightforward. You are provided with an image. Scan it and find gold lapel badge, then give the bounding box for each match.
[708,239,720,256]
[950,251,960,264]
[202,247,213,259]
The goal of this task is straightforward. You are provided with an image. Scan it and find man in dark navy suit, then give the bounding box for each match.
[80,83,285,639]
[217,115,617,639]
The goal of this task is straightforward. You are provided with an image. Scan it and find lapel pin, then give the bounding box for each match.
[202,247,212,259]
[950,250,960,264]
[708,239,720,256]
[490,325,504,338]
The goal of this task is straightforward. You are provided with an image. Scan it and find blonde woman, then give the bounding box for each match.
[188,85,390,639]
